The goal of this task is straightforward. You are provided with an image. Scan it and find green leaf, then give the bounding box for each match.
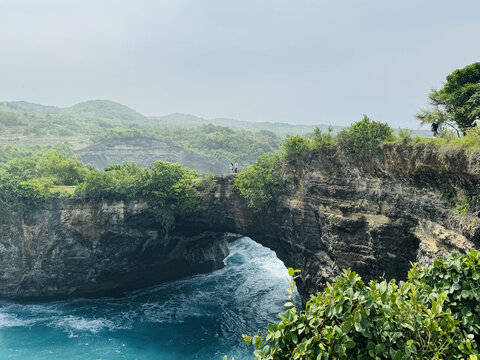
[345,340,356,349]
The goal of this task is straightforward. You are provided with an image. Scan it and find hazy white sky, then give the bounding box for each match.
[0,0,479,127]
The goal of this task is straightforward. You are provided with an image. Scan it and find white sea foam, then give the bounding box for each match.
[0,312,34,328]
[0,236,300,360]
[49,316,116,334]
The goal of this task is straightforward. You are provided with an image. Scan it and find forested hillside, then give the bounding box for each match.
[0,100,300,169]
[0,99,429,171]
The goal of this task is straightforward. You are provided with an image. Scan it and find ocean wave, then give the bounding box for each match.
[49,315,116,334]
[0,312,36,328]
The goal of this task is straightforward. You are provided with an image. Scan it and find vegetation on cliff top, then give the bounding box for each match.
[233,116,393,207]
[245,250,480,360]
[0,150,214,231]
[233,113,480,210]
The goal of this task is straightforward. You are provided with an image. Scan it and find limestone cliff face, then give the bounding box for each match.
[0,199,229,299]
[0,142,479,301]
[184,142,480,302]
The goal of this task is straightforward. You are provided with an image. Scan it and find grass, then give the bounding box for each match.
[388,127,480,154]
[51,185,76,195]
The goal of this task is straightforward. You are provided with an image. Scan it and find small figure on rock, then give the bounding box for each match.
[234,162,238,174]
[472,116,480,128]
[229,162,234,173]
[431,120,439,137]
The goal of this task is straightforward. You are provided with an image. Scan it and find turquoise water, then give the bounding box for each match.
[0,237,299,360]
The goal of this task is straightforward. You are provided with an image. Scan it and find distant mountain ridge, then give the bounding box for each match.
[0,100,335,135]
[0,99,430,139]
[149,113,340,135]
[0,101,61,115]
[0,100,146,123]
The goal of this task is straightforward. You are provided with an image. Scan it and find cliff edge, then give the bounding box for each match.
[0,142,478,301]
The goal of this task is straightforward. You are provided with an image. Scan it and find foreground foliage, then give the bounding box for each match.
[245,251,480,360]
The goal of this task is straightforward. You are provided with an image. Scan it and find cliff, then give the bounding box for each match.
[184,142,480,301]
[0,199,230,299]
[0,142,479,301]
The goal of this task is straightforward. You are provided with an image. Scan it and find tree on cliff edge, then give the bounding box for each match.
[416,62,480,135]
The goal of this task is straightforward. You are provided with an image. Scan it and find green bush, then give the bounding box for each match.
[246,251,480,360]
[312,126,335,153]
[74,171,117,199]
[397,128,413,142]
[37,150,87,185]
[410,250,480,347]
[337,115,393,161]
[233,153,285,208]
[282,135,311,165]
[193,174,218,194]
[75,161,198,231]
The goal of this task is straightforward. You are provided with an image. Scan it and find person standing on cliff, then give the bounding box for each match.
[234,162,238,173]
[431,120,439,137]
[229,162,234,173]
[472,116,480,128]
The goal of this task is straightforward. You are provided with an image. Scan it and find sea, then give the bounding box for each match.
[0,237,300,360]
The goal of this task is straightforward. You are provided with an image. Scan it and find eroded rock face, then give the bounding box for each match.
[0,143,479,301]
[185,143,480,302]
[0,200,230,299]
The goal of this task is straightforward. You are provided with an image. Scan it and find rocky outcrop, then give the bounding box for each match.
[77,137,228,174]
[182,142,480,302]
[0,142,479,301]
[0,199,230,299]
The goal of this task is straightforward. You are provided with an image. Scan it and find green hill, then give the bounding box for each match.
[62,100,147,122]
[0,99,430,168]
[0,101,61,115]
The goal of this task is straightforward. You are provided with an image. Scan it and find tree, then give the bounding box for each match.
[417,62,480,135]
[336,115,392,161]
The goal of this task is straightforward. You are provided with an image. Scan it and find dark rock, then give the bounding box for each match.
[0,199,230,299]
[0,143,479,302]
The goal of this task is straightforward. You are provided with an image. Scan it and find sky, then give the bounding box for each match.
[0,0,479,128]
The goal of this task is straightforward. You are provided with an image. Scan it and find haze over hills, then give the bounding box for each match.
[0,99,430,136]
[149,113,340,135]
[0,99,335,135]
[0,100,292,172]
[0,99,430,173]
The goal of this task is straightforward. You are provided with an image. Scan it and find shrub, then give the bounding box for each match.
[246,251,480,360]
[282,135,311,165]
[193,174,218,194]
[397,128,413,142]
[312,126,335,152]
[74,170,117,199]
[410,250,480,348]
[233,153,285,208]
[337,115,393,161]
[439,129,457,140]
[37,150,87,185]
